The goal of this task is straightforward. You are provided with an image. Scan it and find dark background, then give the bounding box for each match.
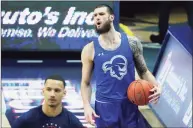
[120,1,183,17]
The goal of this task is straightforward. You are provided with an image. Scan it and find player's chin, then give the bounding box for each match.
[97,25,105,30]
[95,24,102,29]
[96,28,106,34]
[48,104,57,108]
[48,102,58,107]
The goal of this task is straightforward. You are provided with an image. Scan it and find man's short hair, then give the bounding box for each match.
[44,75,66,87]
[95,4,114,15]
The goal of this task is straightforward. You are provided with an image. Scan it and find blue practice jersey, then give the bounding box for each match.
[93,33,135,102]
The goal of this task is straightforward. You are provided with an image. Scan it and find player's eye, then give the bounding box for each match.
[55,89,61,93]
[46,88,51,91]
[99,13,105,16]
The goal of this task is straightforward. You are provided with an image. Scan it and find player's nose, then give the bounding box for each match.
[50,90,56,97]
[96,15,101,21]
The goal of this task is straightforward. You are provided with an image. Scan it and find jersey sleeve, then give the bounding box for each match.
[68,112,84,128]
[12,115,26,128]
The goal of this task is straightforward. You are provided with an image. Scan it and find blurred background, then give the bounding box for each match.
[1,1,192,128]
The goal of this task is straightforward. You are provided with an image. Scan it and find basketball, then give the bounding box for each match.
[127,80,154,106]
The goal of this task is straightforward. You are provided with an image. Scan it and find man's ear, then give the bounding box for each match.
[64,89,67,96]
[42,87,45,96]
[110,14,114,21]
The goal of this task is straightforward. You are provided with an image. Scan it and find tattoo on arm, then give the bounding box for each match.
[134,54,148,77]
[128,36,148,77]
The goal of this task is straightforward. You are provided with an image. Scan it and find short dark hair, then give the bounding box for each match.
[95,4,114,15]
[44,75,66,87]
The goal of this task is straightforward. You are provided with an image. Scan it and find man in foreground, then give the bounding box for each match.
[13,75,84,128]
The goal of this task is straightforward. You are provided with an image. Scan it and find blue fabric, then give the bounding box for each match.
[93,33,135,102]
[95,99,149,128]
[12,106,84,128]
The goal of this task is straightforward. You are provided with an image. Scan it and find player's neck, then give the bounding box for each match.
[42,103,63,117]
[100,26,119,45]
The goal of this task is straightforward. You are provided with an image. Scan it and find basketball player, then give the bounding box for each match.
[81,4,161,128]
[13,75,84,128]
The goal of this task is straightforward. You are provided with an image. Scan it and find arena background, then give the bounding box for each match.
[1,1,192,128]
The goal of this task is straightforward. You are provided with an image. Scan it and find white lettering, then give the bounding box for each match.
[1,28,32,38]
[37,27,57,37]
[62,7,94,26]
[27,11,42,25]
[74,27,81,37]
[85,12,94,25]
[1,29,7,37]
[24,29,33,37]
[44,7,60,25]
[70,11,87,25]
[18,8,31,24]
[6,29,13,37]
[67,29,76,37]
[3,11,20,24]
[58,27,69,38]
[2,6,94,26]
[1,11,5,17]
[80,28,86,37]
[63,7,76,25]
[1,27,97,38]
[17,29,22,37]
[48,29,57,37]
[1,6,98,38]
[58,27,98,38]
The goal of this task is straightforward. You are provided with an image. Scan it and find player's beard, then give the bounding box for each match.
[95,20,111,34]
[48,101,59,108]
[49,104,57,108]
[49,102,61,108]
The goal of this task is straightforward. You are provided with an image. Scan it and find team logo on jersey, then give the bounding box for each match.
[42,123,60,128]
[102,55,128,80]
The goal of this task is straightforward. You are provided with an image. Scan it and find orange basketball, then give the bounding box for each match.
[127,80,154,106]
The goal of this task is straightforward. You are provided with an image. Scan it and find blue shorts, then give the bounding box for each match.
[95,98,145,128]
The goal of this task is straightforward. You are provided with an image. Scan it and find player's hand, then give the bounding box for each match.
[84,104,100,126]
[148,85,162,104]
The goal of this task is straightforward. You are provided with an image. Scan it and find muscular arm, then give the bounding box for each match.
[81,42,94,106]
[128,36,158,86]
